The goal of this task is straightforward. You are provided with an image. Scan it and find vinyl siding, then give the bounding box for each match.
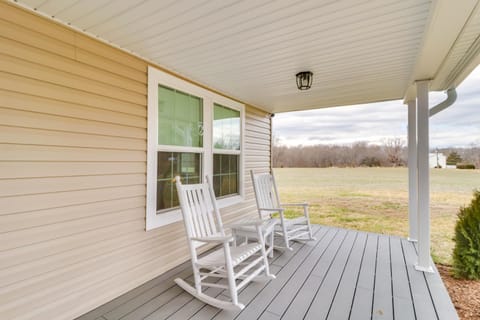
[0,3,271,320]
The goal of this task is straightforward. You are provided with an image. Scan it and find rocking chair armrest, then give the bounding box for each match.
[190,236,234,243]
[258,208,285,212]
[280,202,309,207]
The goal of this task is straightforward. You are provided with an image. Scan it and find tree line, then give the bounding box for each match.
[272,138,480,168]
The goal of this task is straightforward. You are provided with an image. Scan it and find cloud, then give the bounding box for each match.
[273,66,480,148]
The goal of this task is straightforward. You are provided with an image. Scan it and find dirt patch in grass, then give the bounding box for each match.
[437,264,480,320]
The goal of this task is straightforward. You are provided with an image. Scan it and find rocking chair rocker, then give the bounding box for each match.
[251,170,316,250]
[174,176,275,311]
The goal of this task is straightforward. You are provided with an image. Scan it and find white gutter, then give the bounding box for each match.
[429,88,457,117]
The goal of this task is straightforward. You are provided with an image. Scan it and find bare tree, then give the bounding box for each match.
[383,138,406,167]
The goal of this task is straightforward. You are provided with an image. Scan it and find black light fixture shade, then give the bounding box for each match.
[296,71,313,90]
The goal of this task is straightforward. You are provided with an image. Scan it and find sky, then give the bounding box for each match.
[273,66,480,149]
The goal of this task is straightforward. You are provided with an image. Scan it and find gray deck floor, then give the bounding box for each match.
[77,225,458,320]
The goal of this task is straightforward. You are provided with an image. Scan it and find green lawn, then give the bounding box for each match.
[274,167,480,265]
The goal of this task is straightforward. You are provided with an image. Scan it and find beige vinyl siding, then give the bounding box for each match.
[0,3,271,320]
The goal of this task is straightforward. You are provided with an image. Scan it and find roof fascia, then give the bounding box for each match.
[403,0,478,102]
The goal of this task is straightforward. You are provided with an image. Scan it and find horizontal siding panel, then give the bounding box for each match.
[0,125,145,150]
[0,174,145,197]
[245,130,270,140]
[0,185,146,215]
[0,161,145,179]
[245,115,271,127]
[76,48,146,84]
[0,73,146,117]
[245,155,271,163]
[0,236,185,308]
[0,144,146,162]
[245,161,271,169]
[0,53,146,106]
[0,234,187,310]
[245,123,270,135]
[0,2,76,45]
[245,125,271,136]
[0,207,144,251]
[0,219,147,270]
[0,90,146,128]
[245,137,271,147]
[0,225,163,288]
[0,196,145,233]
[246,121,270,131]
[75,34,146,73]
[8,246,190,320]
[0,37,146,94]
[245,145,271,153]
[0,108,146,139]
[0,18,75,59]
[244,149,270,157]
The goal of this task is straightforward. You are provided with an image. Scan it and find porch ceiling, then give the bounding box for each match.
[14,0,480,113]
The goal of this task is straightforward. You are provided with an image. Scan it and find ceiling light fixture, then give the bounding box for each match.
[296,71,313,90]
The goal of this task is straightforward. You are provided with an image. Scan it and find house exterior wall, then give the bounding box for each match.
[0,3,271,320]
[429,153,447,168]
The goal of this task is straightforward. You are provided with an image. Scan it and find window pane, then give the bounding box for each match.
[213,103,240,150]
[156,152,201,212]
[213,154,239,197]
[158,85,203,147]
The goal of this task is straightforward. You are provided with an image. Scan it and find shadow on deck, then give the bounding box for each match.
[77,225,458,320]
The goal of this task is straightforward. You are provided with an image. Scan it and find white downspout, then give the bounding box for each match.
[430,88,457,118]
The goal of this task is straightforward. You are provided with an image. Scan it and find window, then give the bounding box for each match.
[146,66,245,230]
[213,104,240,198]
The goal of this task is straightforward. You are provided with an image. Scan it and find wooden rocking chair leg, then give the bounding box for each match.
[303,206,316,241]
[224,244,240,307]
[269,231,275,258]
[307,222,316,240]
[279,219,292,251]
[257,228,275,278]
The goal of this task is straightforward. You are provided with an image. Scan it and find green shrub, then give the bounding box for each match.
[453,190,480,279]
[456,163,476,169]
[447,151,462,165]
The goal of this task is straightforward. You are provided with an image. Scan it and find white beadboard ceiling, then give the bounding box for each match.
[13,0,480,112]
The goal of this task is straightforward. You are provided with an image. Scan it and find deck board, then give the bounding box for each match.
[391,237,416,320]
[77,225,458,320]
[372,235,393,320]
[350,234,378,320]
[326,232,367,320]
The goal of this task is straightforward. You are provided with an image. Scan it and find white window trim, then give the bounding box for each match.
[146,66,245,230]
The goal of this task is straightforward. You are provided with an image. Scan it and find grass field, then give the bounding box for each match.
[274,167,480,265]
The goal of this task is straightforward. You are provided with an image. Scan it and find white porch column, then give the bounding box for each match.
[415,80,433,273]
[407,99,418,242]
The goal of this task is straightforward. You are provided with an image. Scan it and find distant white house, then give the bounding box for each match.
[429,152,447,168]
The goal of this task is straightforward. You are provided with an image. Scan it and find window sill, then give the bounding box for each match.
[217,195,243,209]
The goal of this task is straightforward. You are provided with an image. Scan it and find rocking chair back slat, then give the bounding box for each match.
[251,173,280,219]
[178,180,221,239]
[195,188,212,237]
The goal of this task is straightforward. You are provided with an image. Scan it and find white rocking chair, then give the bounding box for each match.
[174,176,275,311]
[251,171,316,250]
